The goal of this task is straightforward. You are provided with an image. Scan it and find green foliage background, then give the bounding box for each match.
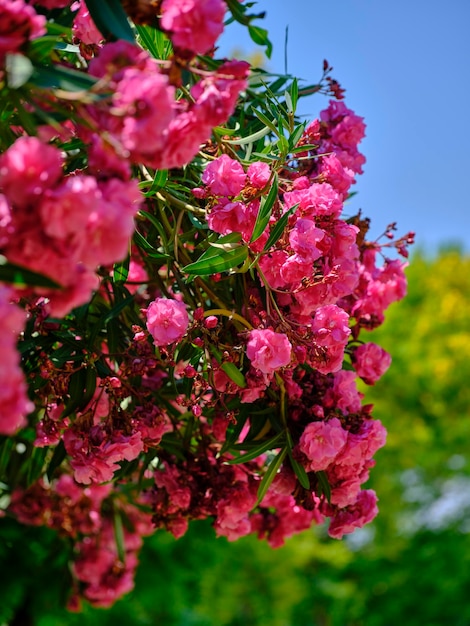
[2,249,470,626]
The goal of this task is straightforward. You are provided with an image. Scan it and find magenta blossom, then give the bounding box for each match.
[246,329,292,375]
[353,342,392,384]
[298,417,348,472]
[328,489,378,539]
[160,0,226,55]
[146,298,189,346]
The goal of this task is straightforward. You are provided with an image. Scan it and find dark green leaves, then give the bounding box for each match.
[84,0,135,43]
[228,431,285,464]
[263,203,298,252]
[30,64,97,92]
[256,447,287,504]
[0,259,62,289]
[250,174,278,243]
[183,233,248,276]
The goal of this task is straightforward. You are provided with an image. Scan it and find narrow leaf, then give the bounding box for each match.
[250,173,278,243]
[288,122,306,150]
[224,125,271,146]
[317,470,332,503]
[252,108,280,137]
[220,411,250,454]
[46,441,67,481]
[113,506,126,563]
[263,203,298,251]
[248,25,273,58]
[30,64,97,92]
[228,431,285,464]
[256,447,287,504]
[0,259,62,289]
[113,256,130,283]
[183,244,248,276]
[287,447,310,489]
[221,362,247,388]
[290,78,298,113]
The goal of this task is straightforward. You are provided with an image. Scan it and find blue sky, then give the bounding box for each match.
[219,0,470,252]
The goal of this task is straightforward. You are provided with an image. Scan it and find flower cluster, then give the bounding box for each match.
[0,0,413,611]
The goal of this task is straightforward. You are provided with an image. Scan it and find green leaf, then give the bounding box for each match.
[317,470,331,503]
[46,441,67,481]
[220,411,250,454]
[84,0,135,43]
[252,108,280,138]
[224,125,271,146]
[221,362,247,388]
[113,506,126,562]
[290,78,299,113]
[263,203,298,251]
[284,90,293,115]
[143,169,168,196]
[248,25,273,58]
[286,430,310,489]
[183,235,248,276]
[188,212,209,230]
[250,174,278,243]
[136,24,172,59]
[290,144,319,155]
[26,447,48,488]
[0,259,62,289]
[288,122,306,150]
[209,345,246,388]
[228,431,285,464]
[288,448,310,489]
[30,64,97,92]
[256,447,287,504]
[113,256,130,284]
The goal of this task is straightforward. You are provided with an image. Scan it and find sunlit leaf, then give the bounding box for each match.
[251,174,278,243]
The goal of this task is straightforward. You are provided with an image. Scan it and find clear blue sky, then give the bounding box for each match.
[219,0,470,252]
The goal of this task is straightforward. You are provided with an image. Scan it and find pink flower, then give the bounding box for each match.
[72,0,103,47]
[0,288,33,435]
[214,482,257,541]
[353,342,392,384]
[324,370,363,415]
[312,304,351,348]
[207,201,246,235]
[318,154,354,199]
[202,154,246,197]
[192,60,249,126]
[0,137,63,209]
[115,70,175,156]
[160,0,226,55]
[337,420,387,467]
[146,298,189,346]
[39,175,101,240]
[284,182,343,220]
[247,161,271,189]
[289,219,325,261]
[0,0,46,56]
[328,489,378,539]
[298,417,347,472]
[246,329,292,375]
